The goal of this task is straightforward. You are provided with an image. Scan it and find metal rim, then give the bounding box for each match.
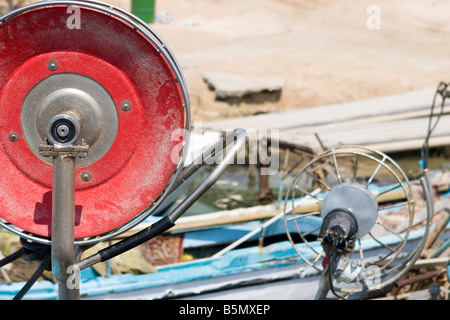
[0,0,191,245]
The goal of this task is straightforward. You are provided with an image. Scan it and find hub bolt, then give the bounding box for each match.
[81,172,91,181]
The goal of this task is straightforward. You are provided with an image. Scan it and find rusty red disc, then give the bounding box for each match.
[0,4,187,239]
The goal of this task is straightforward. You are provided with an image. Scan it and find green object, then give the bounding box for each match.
[432,238,450,258]
[131,0,155,24]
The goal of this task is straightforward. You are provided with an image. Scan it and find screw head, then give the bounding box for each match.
[81,172,91,181]
[48,61,58,71]
[121,101,131,111]
[9,132,18,142]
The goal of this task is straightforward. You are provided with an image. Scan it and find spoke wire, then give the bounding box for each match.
[365,155,387,187]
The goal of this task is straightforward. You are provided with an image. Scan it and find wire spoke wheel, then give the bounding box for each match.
[282,146,432,298]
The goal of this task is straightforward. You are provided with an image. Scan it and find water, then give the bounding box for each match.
[161,146,450,217]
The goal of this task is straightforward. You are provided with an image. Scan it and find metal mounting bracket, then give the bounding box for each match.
[39,137,89,300]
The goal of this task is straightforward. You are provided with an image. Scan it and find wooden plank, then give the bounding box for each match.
[203,88,450,154]
[366,136,450,154]
[117,204,278,238]
[117,187,407,239]
[278,114,450,153]
[203,88,439,132]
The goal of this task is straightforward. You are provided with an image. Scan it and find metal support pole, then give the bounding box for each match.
[51,154,79,300]
[39,113,88,300]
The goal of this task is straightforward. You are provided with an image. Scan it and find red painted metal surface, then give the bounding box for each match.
[0,6,185,238]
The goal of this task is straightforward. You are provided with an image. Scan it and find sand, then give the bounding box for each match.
[2,0,450,122]
[149,0,450,121]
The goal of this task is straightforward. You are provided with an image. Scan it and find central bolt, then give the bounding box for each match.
[47,113,80,146]
[56,124,70,138]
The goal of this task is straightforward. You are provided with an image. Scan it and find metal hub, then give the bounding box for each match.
[48,112,81,146]
[21,73,118,167]
[321,183,378,239]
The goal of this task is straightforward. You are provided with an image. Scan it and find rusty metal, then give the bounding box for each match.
[391,270,445,297]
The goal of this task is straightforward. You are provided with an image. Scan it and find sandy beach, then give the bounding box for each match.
[147,0,450,121]
[2,0,449,121]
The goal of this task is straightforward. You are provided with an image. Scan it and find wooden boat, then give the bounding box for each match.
[1,170,448,300]
[0,217,447,300]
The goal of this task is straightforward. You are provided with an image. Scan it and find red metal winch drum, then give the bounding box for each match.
[0,1,190,242]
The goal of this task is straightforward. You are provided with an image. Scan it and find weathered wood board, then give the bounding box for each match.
[203,87,450,153]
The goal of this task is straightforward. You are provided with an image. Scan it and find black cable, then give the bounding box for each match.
[97,215,175,262]
[0,248,22,268]
[12,255,50,300]
[327,239,347,300]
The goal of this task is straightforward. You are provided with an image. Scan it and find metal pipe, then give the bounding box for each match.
[76,215,175,271]
[168,128,247,223]
[51,155,79,300]
[76,128,247,271]
[391,270,443,297]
